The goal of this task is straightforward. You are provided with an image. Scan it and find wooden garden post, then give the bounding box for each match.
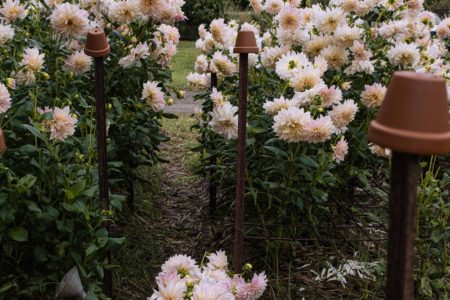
[232,31,259,273]
[0,129,6,154]
[368,72,450,300]
[209,70,218,215]
[84,28,113,298]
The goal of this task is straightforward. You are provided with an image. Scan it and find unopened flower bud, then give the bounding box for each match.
[6,78,15,89]
[341,81,352,91]
[177,90,186,99]
[106,103,112,110]
[167,97,174,106]
[42,72,50,80]
[130,36,138,44]
[243,263,253,271]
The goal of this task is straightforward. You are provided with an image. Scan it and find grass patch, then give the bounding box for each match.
[171,41,198,90]
[161,114,201,184]
[227,10,253,23]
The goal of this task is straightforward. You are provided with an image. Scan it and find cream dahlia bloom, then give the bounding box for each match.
[210,18,229,44]
[0,23,14,47]
[369,143,391,157]
[318,85,342,108]
[0,83,11,113]
[192,280,234,300]
[250,0,263,14]
[142,81,166,112]
[360,83,387,108]
[329,99,358,133]
[436,18,450,40]
[304,115,335,143]
[320,45,349,70]
[333,137,348,163]
[206,250,228,271]
[195,54,209,73]
[0,0,27,23]
[161,254,200,277]
[109,0,141,24]
[314,7,346,34]
[261,46,284,69]
[236,273,268,300]
[276,7,301,31]
[149,281,186,300]
[15,69,36,86]
[275,52,310,80]
[291,67,323,92]
[211,51,236,77]
[273,107,312,142]
[210,88,227,107]
[387,42,420,68]
[264,0,284,15]
[263,96,294,115]
[64,51,92,75]
[50,3,89,37]
[209,102,239,140]
[50,107,77,141]
[20,48,45,73]
[187,73,210,91]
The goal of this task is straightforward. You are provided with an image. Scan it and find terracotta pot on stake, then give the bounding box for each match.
[208,66,218,215]
[233,31,259,273]
[84,28,113,298]
[0,129,6,154]
[368,71,450,300]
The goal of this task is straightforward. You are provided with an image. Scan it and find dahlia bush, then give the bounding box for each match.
[150,252,267,300]
[0,0,184,297]
[190,0,449,296]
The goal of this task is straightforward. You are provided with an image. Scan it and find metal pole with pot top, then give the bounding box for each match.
[84,28,113,298]
[209,67,218,215]
[232,31,259,273]
[368,72,450,300]
[0,129,6,154]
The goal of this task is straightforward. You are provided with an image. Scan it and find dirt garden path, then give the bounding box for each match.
[114,113,220,299]
[164,91,202,114]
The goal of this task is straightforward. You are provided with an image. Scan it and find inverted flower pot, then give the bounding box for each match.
[233,31,259,54]
[369,71,450,155]
[84,28,110,57]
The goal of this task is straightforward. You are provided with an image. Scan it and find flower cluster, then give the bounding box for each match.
[150,252,267,300]
[0,0,185,297]
[192,0,449,164]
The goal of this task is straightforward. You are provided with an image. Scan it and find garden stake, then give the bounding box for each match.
[368,72,450,300]
[233,31,259,273]
[0,129,6,154]
[209,71,218,215]
[84,28,113,298]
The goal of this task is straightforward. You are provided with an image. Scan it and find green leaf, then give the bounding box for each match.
[9,227,28,242]
[26,201,42,213]
[16,174,37,193]
[22,124,45,141]
[299,156,319,168]
[85,243,98,257]
[65,180,86,200]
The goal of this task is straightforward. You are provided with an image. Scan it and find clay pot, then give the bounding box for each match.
[0,129,5,154]
[233,31,259,54]
[84,28,110,57]
[369,71,450,155]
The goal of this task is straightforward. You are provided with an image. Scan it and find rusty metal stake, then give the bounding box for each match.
[234,54,249,273]
[385,152,420,300]
[209,72,218,215]
[94,57,113,298]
